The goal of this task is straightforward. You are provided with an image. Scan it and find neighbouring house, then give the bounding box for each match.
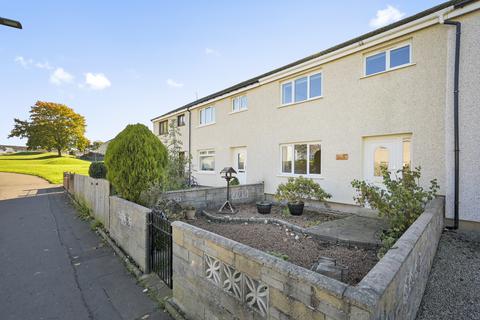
[0,145,28,154]
[151,0,480,229]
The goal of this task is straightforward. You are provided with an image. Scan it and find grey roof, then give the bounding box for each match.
[152,0,474,121]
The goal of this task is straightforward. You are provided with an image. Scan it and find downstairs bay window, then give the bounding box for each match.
[281,142,321,176]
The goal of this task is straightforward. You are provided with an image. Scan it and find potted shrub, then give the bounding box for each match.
[256,201,272,214]
[183,205,196,220]
[275,176,331,215]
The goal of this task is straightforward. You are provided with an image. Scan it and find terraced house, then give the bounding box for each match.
[152,0,480,228]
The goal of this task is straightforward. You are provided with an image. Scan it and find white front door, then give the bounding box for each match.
[363,136,410,184]
[232,147,247,185]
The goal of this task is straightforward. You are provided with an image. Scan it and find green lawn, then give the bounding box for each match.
[0,152,90,184]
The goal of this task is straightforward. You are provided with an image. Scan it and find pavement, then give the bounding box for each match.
[0,172,171,320]
[306,214,387,246]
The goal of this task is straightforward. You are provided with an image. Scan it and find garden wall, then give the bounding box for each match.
[71,174,110,229]
[65,173,150,272]
[162,183,264,211]
[169,197,444,320]
[109,196,150,272]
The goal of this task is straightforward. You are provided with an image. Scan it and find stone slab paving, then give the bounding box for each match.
[416,229,480,320]
[0,172,171,320]
[306,215,387,246]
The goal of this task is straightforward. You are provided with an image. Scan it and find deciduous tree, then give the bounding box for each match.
[8,101,89,156]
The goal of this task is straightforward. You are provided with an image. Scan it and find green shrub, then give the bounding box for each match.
[229,177,239,186]
[351,166,439,257]
[105,124,168,204]
[275,176,331,204]
[88,161,107,179]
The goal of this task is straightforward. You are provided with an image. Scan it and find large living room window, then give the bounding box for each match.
[232,95,247,113]
[365,43,411,76]
[199,106,215,126]
[281,72,323,106]
[281,142,321,176]
[199,150,215,172]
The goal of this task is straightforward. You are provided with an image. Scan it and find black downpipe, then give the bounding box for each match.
[187,108,192,187]
[444,20,461,230]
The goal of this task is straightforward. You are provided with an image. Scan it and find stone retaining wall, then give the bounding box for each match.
[163,183,264,211]
[170,197,444,319]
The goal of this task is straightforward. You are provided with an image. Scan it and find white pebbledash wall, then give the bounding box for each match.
[444,10,480,224]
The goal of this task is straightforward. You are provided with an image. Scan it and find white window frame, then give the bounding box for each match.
[199,106,215,126]
[198,149,216,173]
[280,71,323,107]
[279,142,322,177]
[364,42,412,76]
[231,95,248,113]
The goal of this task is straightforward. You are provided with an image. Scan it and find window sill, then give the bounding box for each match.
[361,63,416,79]
[197,171,216,175]
[197,122,216,128]
[276,174,325,180]
[277,96,323,109]
[229,109,248,115]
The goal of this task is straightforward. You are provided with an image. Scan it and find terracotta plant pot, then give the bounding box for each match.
[287,202,304,216]
[256,201,272,214]
[184,209,196,220]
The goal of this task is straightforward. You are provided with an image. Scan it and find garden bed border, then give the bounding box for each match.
[170,197,444,319]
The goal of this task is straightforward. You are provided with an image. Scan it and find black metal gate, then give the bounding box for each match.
[149,211,173,288]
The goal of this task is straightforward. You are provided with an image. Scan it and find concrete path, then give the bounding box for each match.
[0,172,171,320]
[306,215,387,246]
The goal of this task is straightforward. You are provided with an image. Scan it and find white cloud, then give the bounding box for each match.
[205,47,221,56]
[369,5,405,28]
[14,56,33,68]
[50,68,74,85]
[35,61,53,70]
[84,72,111,90]
[166,78,184,88]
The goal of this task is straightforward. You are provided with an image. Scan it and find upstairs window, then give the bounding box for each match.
[159,120,168,135]
[281,72,323,106]
[232,95,248,113]
[177,114,185,127]
[199,106,215,125]
[365,44,411,76]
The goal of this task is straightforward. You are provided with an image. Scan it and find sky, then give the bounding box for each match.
[1,0,445,146]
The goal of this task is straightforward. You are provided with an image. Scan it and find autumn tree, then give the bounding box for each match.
[9,101,89,156]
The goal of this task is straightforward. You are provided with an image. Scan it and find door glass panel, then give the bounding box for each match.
[281,146,292,173]
[403,140,411,169]
[374,146,389,176]
[309,144,321,174]
[294,144,307,174]
[237,153,245,171]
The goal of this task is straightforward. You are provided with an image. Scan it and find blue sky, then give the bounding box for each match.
[1,1,444,146]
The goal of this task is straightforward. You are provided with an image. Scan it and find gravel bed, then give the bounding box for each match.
[205,203,347,228]
[416,230,480,320]
[187,218,378,285]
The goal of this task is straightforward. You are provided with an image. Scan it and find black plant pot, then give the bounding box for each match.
[287,202,304,216]
[256,201,272,214]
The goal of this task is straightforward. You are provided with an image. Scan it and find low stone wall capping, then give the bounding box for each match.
[163,183,264,211]
[170,197,444,320]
